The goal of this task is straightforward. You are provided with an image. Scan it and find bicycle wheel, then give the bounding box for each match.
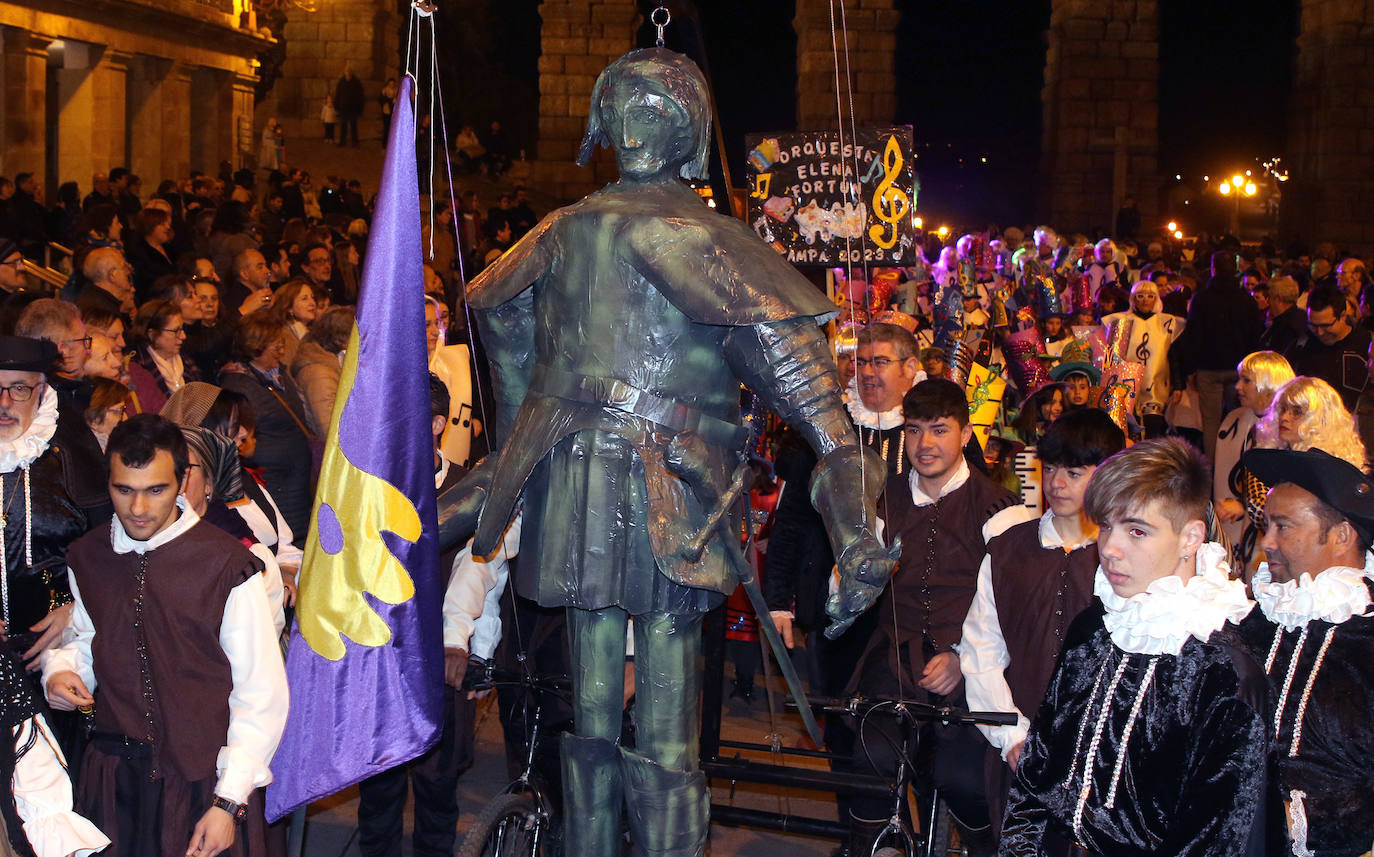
[457,793,550,857]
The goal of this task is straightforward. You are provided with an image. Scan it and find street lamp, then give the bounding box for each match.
[1217,174,1257,234]
[936,225,949,239]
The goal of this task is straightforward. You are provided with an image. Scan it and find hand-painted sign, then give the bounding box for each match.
[745,127,917,266]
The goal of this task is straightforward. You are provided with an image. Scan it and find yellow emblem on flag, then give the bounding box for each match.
[296,327,422,661]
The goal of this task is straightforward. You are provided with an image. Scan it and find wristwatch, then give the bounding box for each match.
[211,795,248,824]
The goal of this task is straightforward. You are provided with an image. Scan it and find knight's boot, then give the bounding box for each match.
[619,748,709,857]
[561,734,624,856]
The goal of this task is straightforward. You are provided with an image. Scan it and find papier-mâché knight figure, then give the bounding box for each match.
[440,48,896,857]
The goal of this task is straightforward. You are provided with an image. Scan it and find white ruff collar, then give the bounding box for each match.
[1252,554,1374,632]
[1095,543,1254,655]
[843,372,927,430]
[111,496,200,555]
[0,385,58,473]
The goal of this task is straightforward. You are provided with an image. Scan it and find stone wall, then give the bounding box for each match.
[793,0,898,130]
[256,0,400,149]
[0,0,269,197]
[1281,0,1374,255]
[529,0,639,201]
[1040,0,1159,234]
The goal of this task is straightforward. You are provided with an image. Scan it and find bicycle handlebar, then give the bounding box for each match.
[795,695,1019,727]
[460,657,572,694]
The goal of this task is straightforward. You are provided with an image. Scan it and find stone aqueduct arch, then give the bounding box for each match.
[530,0,1372,254]
[532,0,1163,233]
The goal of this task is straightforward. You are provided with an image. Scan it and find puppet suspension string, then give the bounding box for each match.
[423,5,519,655]
[828,1,874,296]
[826,0,870,520]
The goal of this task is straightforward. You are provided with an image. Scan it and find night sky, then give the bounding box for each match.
[442,0,1298,228]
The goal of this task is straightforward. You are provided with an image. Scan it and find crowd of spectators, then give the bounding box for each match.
[1,138,1372,857]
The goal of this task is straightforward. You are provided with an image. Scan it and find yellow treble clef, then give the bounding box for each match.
[868,135,909,250]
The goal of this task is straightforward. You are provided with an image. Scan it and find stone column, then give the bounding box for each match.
[93,49,131,176]
[190,67,232,173]
[793,0,898,129]
[128,56,172,185]
[55,42,130,190]
[1281,0,1374,255]
[1,27,52,179]
[161,64,194,183]
[530,0,638,200]
[1040,0,1159,233]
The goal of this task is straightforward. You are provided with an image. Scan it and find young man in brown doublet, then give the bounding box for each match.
[845,378,1032,857]
[43,415,287,857]
[958,409,1125,836]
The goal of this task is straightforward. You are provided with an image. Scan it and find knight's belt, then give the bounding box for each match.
[530,364,747,449]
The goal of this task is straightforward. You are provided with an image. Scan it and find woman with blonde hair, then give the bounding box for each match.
[1214,350,1295,572]
[1235,376,1367,575]
[1256,376,1366,465]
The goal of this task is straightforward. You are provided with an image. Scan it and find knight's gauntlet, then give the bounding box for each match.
[809,444,897,588]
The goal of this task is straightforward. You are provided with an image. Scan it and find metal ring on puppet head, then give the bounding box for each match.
[576,48,712,181]
[651,5,671,47]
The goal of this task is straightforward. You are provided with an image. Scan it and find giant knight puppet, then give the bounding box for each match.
[439,48,896,856]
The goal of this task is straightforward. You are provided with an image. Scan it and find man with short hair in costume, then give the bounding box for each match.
[1239,447,1374,857]
[447,48,895,857]
[1001,438,1268,856]
[959,409,1125,836]
[845,379,1031,857]
[42,414,287,857]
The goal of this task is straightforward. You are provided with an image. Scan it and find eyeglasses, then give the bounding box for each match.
[854,357,903,370]
[157,326,186,336]
[65,336,92,349]
[106,405,127,419]
[0,383,38,402]
[2,258,23,270]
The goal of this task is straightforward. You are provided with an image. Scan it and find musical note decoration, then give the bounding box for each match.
[868,135,909,250]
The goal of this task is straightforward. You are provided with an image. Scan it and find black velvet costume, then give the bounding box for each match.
[1001,604,1270,857]
[0,430,108,653]
[1238,579,1374,857]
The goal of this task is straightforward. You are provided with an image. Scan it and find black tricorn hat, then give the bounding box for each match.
[0,336,57,374]
[1243,447,1374,544]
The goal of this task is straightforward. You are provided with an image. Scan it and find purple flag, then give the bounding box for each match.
[266,76,443,821]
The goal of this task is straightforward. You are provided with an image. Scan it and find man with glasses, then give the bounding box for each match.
[0,335,111,689]
[76,246,135,321]
[15,299,89,383]
[1294,284,1370,411]
[0,239,27,296]
[13,299,113,522]
[296,242,334,301]
[765,322,928,833]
